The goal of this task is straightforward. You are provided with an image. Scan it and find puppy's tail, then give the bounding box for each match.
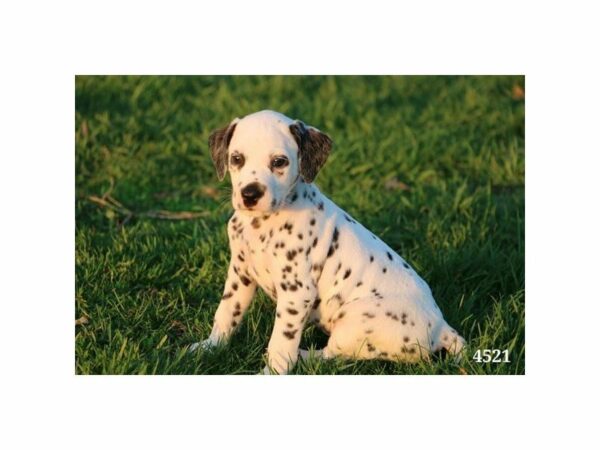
[439,325,466,361]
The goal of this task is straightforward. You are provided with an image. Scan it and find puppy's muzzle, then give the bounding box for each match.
[241,182,266,207]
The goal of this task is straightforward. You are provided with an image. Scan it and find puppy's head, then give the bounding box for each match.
[209,110,332,215]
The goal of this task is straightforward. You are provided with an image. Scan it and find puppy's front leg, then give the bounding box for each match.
[264,269,315,374]
[190,258,256,351]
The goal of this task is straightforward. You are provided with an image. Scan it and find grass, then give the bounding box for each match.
[75,75,524,375]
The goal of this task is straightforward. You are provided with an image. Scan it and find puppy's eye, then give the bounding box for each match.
[271,156,289,169]
[230,154,244,167]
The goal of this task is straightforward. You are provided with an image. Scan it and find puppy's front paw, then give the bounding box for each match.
[188,338,218,353]
[259,365,274,375]
[259,358,292,375]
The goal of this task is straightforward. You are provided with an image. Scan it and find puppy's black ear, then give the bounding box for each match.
[209,119,239,181]
[289,120,333,183]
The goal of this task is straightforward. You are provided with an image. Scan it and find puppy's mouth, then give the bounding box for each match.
[234,194,280,215]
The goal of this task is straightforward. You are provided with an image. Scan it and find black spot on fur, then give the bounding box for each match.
[369,255,374,263]
[310,218,316,226]
[232,282,238,291]
[382,267,387,273]
[343,268,352,279]
[312,237,318,247]
[222,292,233,300]
[403,262,410,269]
[297,233,303,240]
[280,283,287,291]
[231,320,237,327]
[365,329,373,334]
[286,308,299,315]
[403,336,410,343]
[362,312,375,318]
[356,281,363,287]
[334,262,342,275]
[283,329,298,340]
[343,214,356,224]
[240,275,252,286]
[337,311,345,319]
[312,297,321,309]
[286,250,297,261]
[332,227,339,242]
[251,217,261,229]
[318,202,324,210]
[385,311,399,321]
[386,251,393,261]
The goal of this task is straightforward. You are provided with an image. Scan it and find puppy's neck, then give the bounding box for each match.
[283,180,323,211]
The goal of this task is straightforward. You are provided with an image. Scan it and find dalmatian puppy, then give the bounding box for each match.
[190,110,465,374]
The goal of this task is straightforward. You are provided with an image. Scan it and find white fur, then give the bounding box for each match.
[192,110,465,374]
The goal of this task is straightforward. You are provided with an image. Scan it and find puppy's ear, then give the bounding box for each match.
[289,120,333,183]
[208,118,239,181]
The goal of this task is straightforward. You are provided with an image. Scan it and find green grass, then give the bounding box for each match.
[75,75,524,375]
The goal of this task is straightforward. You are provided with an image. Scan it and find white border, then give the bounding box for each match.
[2,1,600,448]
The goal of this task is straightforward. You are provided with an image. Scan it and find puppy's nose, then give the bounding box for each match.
[241,182,265,207]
